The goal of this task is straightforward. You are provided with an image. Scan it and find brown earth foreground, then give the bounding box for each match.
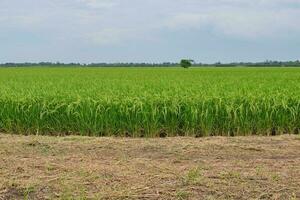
[0,134,299,200]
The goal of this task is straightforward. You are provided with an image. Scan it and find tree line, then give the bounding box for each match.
[1,60,300,67]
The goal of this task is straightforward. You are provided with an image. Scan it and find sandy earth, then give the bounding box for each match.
[0,134,299,200]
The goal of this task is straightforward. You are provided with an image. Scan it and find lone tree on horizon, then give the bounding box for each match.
[180,59,194,68]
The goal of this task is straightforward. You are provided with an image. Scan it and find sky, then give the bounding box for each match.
[0,0,300,63]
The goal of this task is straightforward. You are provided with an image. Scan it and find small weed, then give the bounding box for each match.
[255,165,264,176]
[46,164,56,172]
[176,190,190,200]
[23,186,35,200]
[271,173,280,182]
[183,167,203,185]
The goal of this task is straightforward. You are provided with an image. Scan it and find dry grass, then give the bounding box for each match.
[0,134,299,200]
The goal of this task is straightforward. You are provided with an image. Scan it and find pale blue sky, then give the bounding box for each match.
[1,0,300,63]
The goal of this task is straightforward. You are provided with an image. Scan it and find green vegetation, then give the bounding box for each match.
[180,59,194,68]
[0,67,300,137]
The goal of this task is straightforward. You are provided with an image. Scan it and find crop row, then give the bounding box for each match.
[0,97,299,136]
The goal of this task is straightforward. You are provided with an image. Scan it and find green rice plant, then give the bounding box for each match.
[0,67,299,137]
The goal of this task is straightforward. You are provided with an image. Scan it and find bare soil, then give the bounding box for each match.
[0,134,299,200]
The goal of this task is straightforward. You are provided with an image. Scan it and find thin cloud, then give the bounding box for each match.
[164,2,300,39]
[0,0,299,62]
[85,28,135,45]
[78,0,119,9]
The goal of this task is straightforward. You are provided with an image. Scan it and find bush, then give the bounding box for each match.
[180,59,193,68]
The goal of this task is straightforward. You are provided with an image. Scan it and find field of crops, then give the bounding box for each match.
[0,67,300,137]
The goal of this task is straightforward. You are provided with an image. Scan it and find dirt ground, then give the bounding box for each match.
[0,134,299,200]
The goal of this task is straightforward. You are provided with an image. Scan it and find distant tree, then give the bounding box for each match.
[215,61,221,66]
[180,59,194,68]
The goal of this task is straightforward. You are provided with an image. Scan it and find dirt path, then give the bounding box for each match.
[0,134,299,200]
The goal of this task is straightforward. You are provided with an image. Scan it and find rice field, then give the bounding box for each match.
[1,67,300,137]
